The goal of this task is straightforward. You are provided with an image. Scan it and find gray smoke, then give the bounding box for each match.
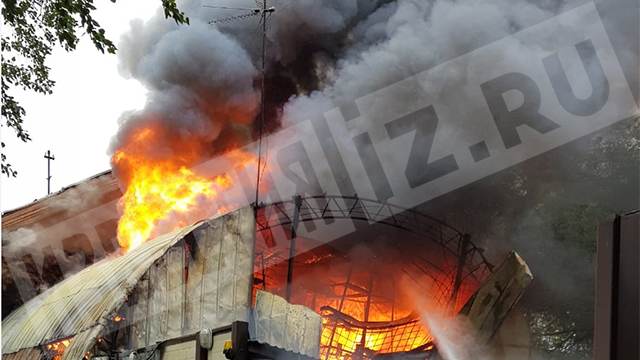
[112,16,258,166]
[109,0,388,168]
[282,0,560,122]
[111,0,602,171]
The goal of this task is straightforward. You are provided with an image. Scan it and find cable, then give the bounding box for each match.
[202,5,256,11]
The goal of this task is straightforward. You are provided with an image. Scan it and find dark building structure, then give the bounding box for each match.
[594,211,639,360]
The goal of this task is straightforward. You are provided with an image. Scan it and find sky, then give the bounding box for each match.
[1,1,161,211]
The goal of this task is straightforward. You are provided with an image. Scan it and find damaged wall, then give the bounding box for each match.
[2,207,256,359]
[122,206,255,350]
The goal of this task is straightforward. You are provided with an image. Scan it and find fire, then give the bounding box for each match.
[46,339,71,360]
[320,302,432,359]
[115,162,224,251]
[113,125,259,252]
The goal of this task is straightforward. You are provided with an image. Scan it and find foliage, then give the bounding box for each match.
[528,310,592,359]
[431,115,638,358]
[546,203,613,253]
[524,201,615,358]
[1,0,189,177]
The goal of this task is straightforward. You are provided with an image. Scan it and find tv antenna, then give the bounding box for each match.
[44,150,55,195]
[206,1,275,207]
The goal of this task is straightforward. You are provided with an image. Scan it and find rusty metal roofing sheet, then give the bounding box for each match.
[0,347,43,360]
[1,170,120,233]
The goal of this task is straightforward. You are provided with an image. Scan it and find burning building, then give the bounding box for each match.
[2,0,638,357]
[2,1,568,356]
[1,183,532,360]
[2,207,320,360]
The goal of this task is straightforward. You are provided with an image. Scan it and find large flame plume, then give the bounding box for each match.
[112,123,257,252]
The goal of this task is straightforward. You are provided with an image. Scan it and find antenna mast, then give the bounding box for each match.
[207,1,275,207]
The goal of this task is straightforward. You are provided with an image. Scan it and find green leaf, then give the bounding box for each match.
[1,0,189,176]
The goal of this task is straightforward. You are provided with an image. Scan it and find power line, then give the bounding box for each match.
[202,5,257,11]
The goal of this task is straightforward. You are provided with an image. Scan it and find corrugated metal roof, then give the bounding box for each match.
[1,347,43,360]
[1,221,203,358]
[1,170,120,233]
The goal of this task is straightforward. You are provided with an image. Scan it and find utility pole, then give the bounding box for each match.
[44,150,55,195]
[254,0,273,208]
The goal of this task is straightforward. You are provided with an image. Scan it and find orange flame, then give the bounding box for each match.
[113,125,258,252]
[46,339,71,360]
[115,163,224,251]
[319,301,431,359]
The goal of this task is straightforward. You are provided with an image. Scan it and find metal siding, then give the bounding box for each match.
[63,325,104,360]
[303,304,322,357]
[161,340,196,360]
[185,237,205,333]
[199,207,255,329]
[2,208,256,358]
[2,347,44,360]
[148,256,169,344]
[218,213,238,322]
[200,219,223,328]
[123,207,256,346]
[461,252,533,344]
[167,246,185,339]
[235,208,255,316]
[133,275,150,349]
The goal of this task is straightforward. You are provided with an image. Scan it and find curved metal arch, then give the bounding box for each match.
[254,195,492,284]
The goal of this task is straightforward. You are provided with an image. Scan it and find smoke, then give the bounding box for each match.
[2,174,117,258]
[2,227,39,258]
[403,278,492,360]
[109,0,388,169]
[281,0,559,125]
[47,175,112,211]
[108,0,601,209]
[112,17,259,173]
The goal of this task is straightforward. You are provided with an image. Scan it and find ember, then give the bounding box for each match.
[46,339,70,360]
